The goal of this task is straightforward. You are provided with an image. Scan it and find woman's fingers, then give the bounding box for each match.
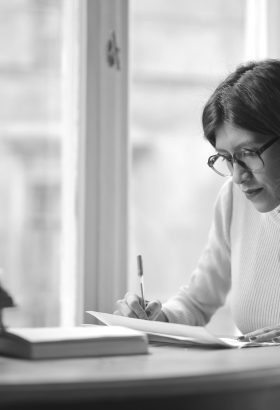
[145,300,162,320]
[249,329,280,342]
[239,325,280,342]
[114,292,164,321]
[239,326,272,341]
[114,302,138,318]
[125,292,148,319]
[115,292,148,319]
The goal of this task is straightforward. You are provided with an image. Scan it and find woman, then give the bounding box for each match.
[115,59,280,343]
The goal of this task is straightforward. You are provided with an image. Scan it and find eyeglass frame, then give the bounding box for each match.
[207,136,279,177]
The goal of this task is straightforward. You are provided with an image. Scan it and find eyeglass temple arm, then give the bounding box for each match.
[257,136,279,155]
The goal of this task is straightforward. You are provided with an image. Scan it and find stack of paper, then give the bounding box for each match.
[87,311,280,349]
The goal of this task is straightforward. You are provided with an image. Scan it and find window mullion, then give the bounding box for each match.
[77,0,129,324]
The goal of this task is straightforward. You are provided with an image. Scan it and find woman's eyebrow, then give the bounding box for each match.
[216,142,260,153]
[234,142,260,150]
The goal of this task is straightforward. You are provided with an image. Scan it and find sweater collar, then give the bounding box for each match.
[268,204,280,223]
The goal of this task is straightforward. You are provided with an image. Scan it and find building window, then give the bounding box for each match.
[1,0,78,327]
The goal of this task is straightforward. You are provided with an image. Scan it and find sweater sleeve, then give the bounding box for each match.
[161,179,233,326]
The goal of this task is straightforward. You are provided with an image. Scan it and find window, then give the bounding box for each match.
[1,0,129,328]
[1,0,79,327]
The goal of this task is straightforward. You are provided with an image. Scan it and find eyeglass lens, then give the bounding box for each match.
[212,151,264,176]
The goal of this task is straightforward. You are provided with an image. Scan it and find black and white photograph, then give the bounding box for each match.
[1,1,280,409]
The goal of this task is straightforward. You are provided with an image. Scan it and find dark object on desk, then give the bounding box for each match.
[0,282,15,331]
[0,326,148,359]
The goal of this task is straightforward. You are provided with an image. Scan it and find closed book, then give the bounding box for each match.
[0,325,148,359]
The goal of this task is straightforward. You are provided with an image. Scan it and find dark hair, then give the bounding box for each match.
[202,59,280,146]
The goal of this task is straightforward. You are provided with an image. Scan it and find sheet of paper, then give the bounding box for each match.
[87,311,280,349]
[87,311,231,347]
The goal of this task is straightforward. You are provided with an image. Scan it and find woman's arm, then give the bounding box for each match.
[162,180,233,326]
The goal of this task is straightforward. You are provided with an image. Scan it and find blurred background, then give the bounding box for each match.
[0,0,63,326]
[0,0,265,333]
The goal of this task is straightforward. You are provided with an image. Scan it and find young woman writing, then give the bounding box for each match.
[115,59,280,343]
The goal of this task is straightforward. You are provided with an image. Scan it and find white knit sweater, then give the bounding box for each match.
[162,179,280,334]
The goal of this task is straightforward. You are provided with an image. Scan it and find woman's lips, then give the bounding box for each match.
[242,187,264,199]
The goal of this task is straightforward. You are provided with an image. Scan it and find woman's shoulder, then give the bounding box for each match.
[215,178,253,221]
[215,178,234,207]
[216,178,243,203]
[213,178,248,224]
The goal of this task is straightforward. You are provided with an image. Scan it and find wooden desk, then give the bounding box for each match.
[1,344,280,410]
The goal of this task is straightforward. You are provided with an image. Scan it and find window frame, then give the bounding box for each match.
[75,0,129,324]
[245,0,280,59]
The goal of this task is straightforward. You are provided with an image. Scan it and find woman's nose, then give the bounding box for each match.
[231,162,251,184]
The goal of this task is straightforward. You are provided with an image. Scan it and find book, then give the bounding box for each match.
[87,311,280,349]
[0,325,148,359]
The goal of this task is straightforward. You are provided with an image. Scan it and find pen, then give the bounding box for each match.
[137,255,145,310]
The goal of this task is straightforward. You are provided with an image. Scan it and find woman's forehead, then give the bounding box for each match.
[215,123,266,151]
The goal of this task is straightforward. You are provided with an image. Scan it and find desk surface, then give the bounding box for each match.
[2,344,280,409]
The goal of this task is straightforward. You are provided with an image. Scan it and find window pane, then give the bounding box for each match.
[1,0,77,327]
[129,0,246,333]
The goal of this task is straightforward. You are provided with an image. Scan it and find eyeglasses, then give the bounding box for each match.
[207,136,279,177]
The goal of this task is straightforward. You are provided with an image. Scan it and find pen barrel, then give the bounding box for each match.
[137,255,145,310]
[139,279,145,309]
[137,255,143,277]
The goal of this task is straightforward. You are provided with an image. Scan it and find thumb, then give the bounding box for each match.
[145,300,162,320]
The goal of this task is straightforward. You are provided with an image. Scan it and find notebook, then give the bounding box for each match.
[87,311,280,349]
[0,325,148,359]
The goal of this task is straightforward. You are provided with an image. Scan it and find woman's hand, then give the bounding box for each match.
[114,292,166,321]
[238,325,280,343]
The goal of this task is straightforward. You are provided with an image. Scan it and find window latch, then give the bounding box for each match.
[106,30,121,71]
